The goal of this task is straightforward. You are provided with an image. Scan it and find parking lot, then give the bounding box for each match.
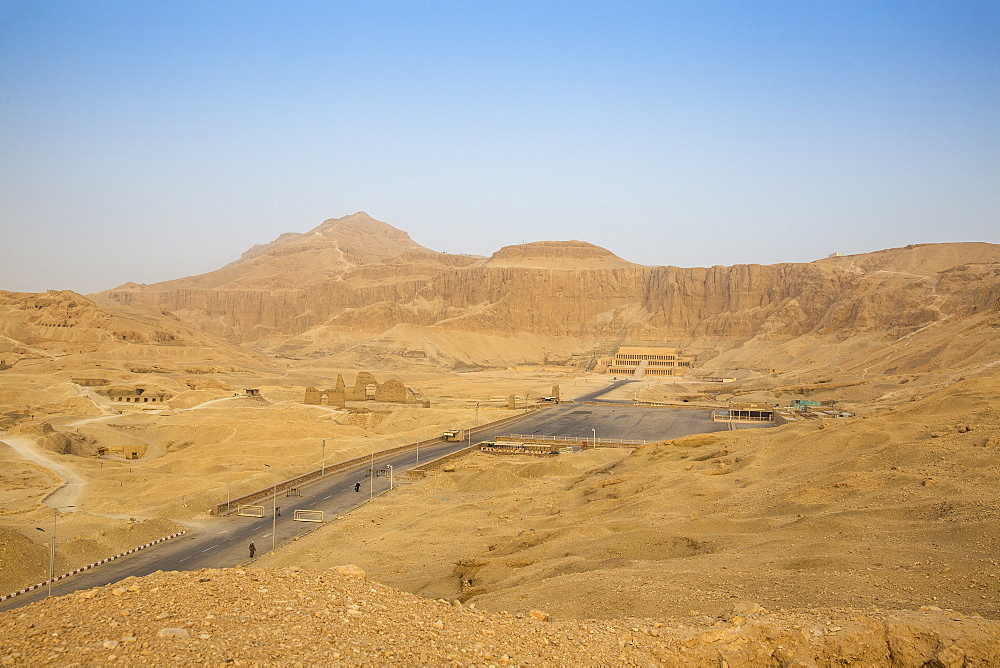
[485,401,769,444]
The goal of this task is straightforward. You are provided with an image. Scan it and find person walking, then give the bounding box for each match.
[354,481,361,493]
[249,541,256,558]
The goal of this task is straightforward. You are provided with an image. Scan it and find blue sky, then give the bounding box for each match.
[1,1,998,293]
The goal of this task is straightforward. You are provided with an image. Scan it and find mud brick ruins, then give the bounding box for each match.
[303,372,416,408]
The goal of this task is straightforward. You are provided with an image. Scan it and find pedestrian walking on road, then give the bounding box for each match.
[276,507,280,517]
[249,541,256,558]
[354,481,361,493]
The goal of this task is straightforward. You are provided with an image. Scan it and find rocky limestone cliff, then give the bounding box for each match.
[91,215,1000,366]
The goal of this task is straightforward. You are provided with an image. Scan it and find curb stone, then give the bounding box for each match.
[0,530,187,602]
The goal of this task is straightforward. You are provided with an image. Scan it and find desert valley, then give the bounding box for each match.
[1,212,998,664]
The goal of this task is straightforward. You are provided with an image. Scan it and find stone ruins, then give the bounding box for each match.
[303,372,415,407]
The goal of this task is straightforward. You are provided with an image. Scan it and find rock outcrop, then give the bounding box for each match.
[1,568,997,665]
[92,213,1000,369]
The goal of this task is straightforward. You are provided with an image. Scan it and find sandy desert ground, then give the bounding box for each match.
[2,220,998,662]
[258,372,1000,621]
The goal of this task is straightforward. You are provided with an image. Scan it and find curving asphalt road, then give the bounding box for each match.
[2,380,767,610]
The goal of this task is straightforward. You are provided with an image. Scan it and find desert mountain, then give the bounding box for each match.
[93,214,1000,374]
[114,212,442,293]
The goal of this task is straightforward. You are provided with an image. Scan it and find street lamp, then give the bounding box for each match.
[35,505,73,597]
[370,438,374,501]
[468,401,480,447]
[321,439,326,477]
[388,464,393,490]
[227,465,232,512]
[264,464,276,551]
[592,427,597,448]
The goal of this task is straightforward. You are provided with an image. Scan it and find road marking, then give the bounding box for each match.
[178,556,190,563]
[201,545,218,552]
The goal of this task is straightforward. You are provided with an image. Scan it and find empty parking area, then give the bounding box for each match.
[491,403,769,443]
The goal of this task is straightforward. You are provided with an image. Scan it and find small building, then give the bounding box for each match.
[97,444,147,459]
[443,429,465,442]
[244,388,261,397]
[712,401,776,423]
[728,402,775,421]
[104,387,172,404]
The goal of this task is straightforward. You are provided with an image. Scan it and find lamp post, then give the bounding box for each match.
[592,427,597,448]
[370,439,374,501]
[388,464,393,490]
[264,464,276,551]
[227,465,232,512]
[321,439,326,477]
[36,505,73,597]
[469,402,480,447]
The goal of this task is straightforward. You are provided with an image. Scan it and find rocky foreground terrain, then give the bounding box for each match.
[2,566,998,666]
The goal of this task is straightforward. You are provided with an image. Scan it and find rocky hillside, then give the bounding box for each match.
[93,214,1000,370]
[1,566,997,665]
[0,290,264,370]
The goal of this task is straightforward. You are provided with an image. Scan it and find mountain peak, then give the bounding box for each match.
[305,212,428,264]
[485,240,638,269]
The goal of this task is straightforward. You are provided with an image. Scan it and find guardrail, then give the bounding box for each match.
[212,406,549,515]
[579,400,715,410]
[505,433,647,447]
[631,401,717,409]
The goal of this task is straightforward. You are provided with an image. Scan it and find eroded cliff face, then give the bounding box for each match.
[92,214,1000,364]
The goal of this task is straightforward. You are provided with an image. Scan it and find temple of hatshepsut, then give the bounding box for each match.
[603,346,696,378]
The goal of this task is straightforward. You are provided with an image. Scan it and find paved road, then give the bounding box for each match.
[1,438,471,611]
[2,380,768,610]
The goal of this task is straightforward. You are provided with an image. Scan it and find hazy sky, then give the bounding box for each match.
[2,1,998,294]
